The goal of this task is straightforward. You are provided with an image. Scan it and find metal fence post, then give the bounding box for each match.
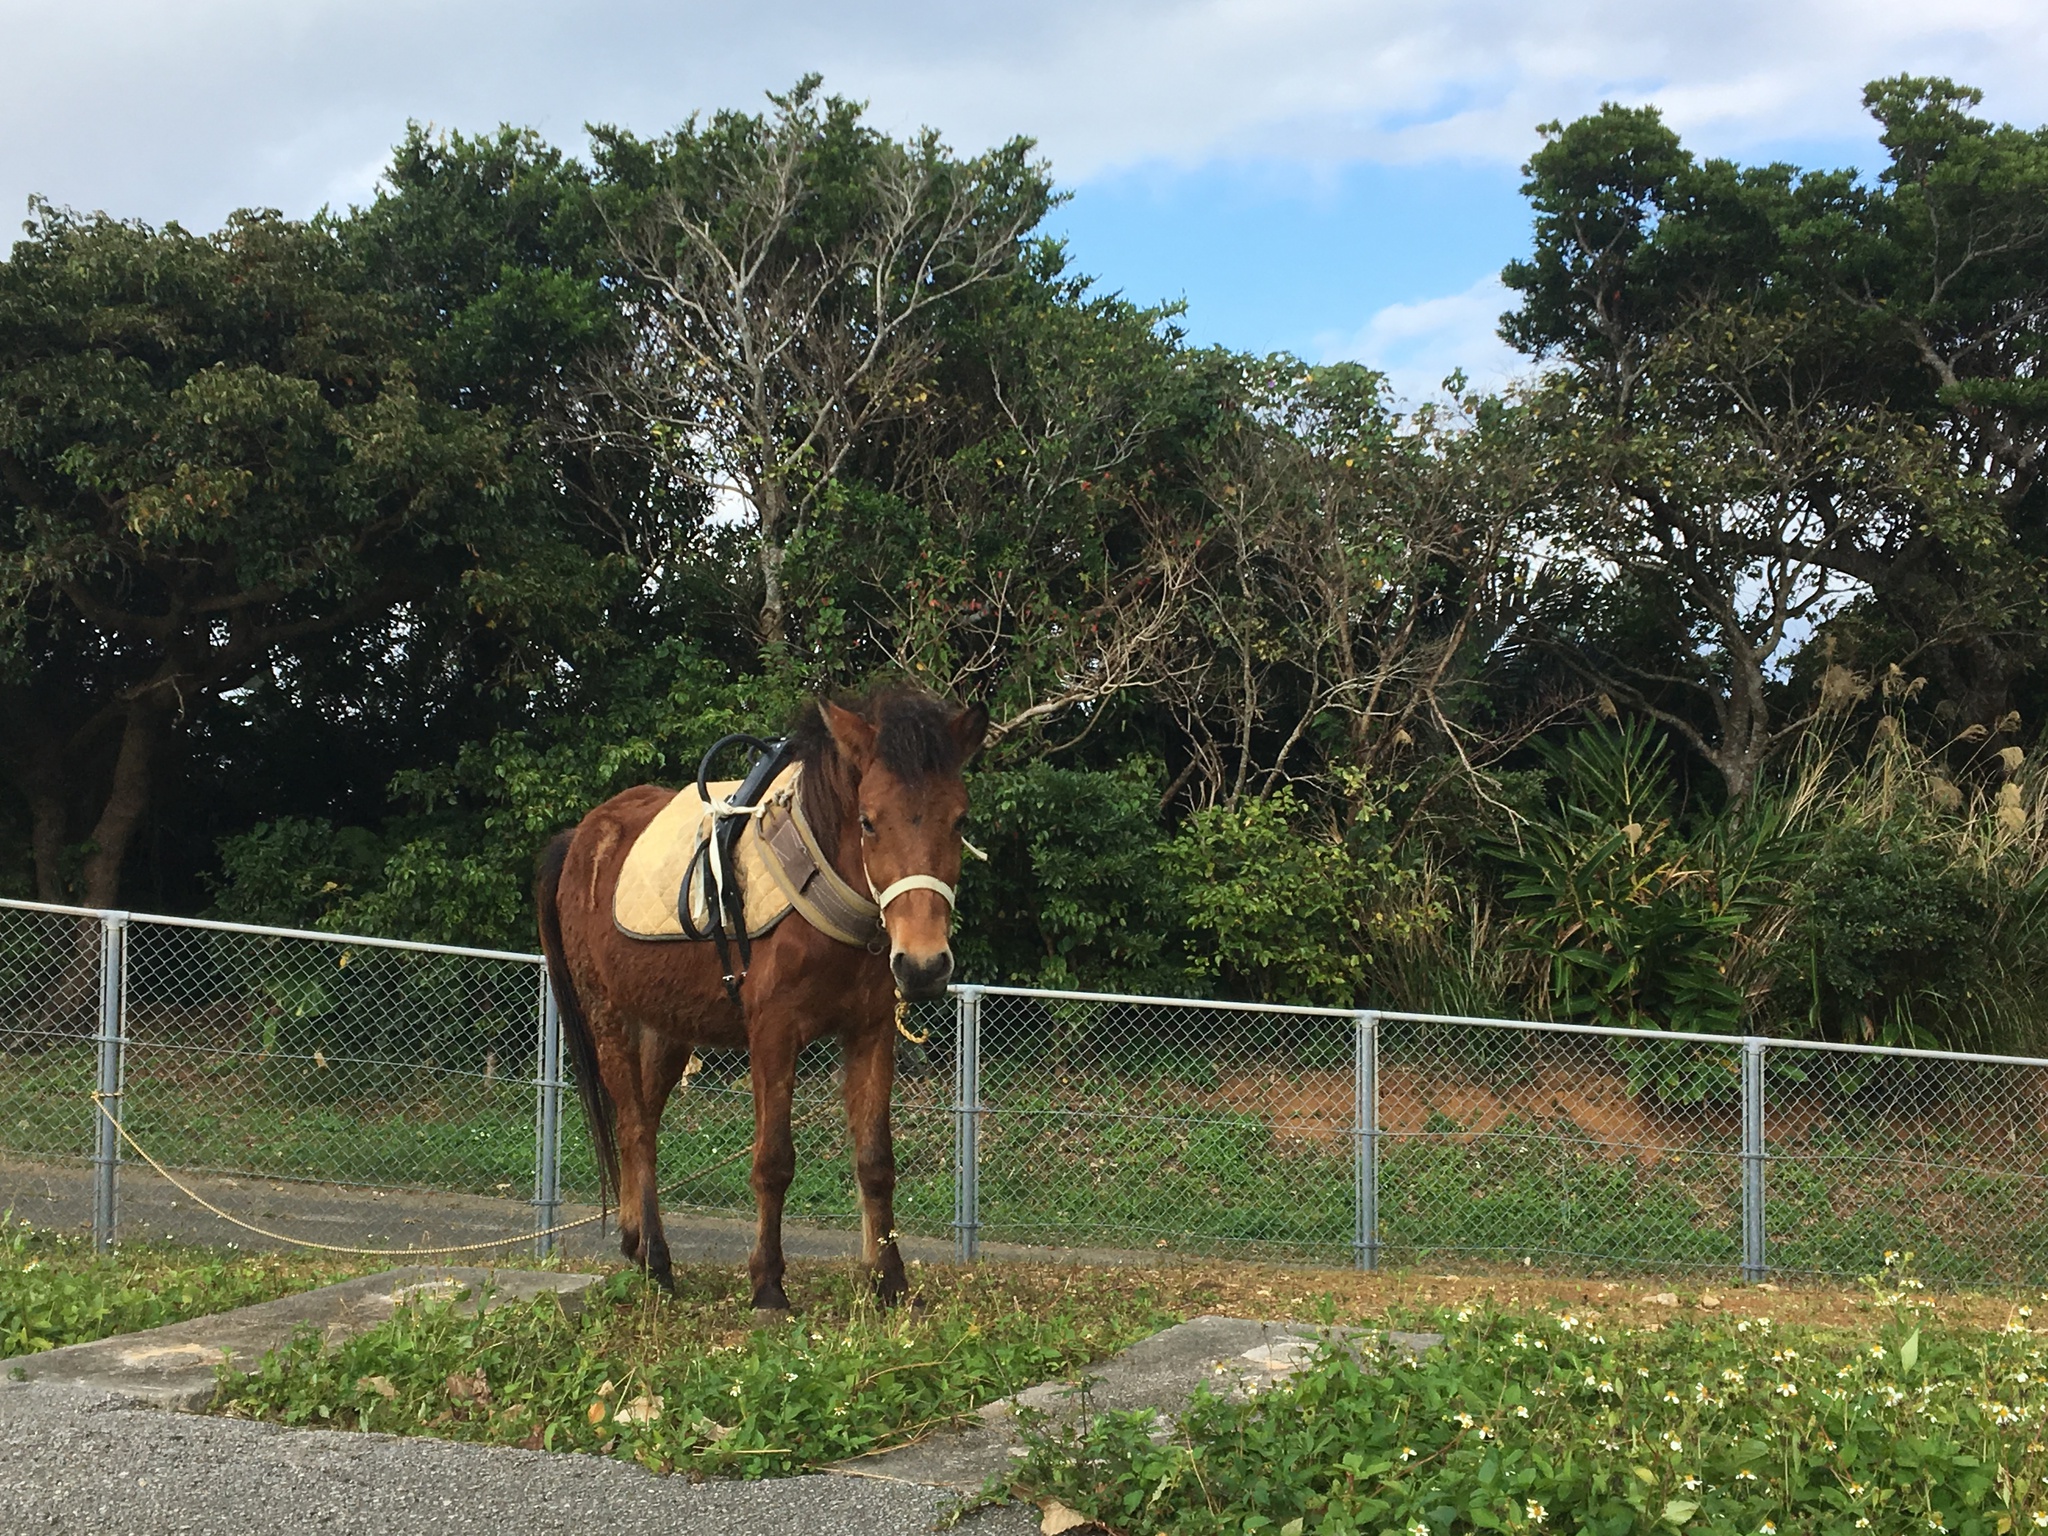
[91,913,129,1252]
[953,985,982,1263]
[1354,1010,1380,1270]
[533,973,563,1258]
[1741,1036,1766,1283]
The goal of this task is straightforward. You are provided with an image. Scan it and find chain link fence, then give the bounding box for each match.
[1,899,2043,1284]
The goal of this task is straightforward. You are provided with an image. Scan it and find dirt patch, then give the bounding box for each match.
[1044,1257,2036,1335]
[1206,1067,1729,1167]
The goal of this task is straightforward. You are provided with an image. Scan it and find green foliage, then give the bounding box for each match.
[207,819,392,931]
[1166,785,1431,1007]
[1012,1295,2043,1536]
[217,1262,1175,1478]
[1793,826,1990,1044]
[1492,724,1791,1039]
[956,759,1181,990]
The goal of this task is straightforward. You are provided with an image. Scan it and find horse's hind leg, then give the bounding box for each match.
[616,1027,694,1292]
[842,1021,907,1305]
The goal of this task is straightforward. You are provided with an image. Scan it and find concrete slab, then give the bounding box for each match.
[827,1316,1445,1492]
[10,1265,601,1410]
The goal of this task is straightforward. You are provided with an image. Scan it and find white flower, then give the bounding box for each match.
[1514,1405,1530,1419]
[1776,1382,1799,1398]
[1409,1523,1430,1536]
[1682,1477,1702,1492]
[727,1383,743,1398]
[1512,1332,1528,1347]
[1453,1412,1476,1429]
[1870,1345,1886,1359]
[1666,1437,1683,1452]
[1760,1522,1777,1534]
[1526,1502,1547,1525]
[1856,1521,1871,1531]
[1399,1446,1415,1462]
[783,1372,798,1383]
[1737,1469,1758,1482]
[1928,1516,1946,1531]
[2031,1515,2048,1530]
[1664,1391,1680,1404]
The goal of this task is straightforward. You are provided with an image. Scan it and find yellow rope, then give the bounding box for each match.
[89,1092,837,1259]
[893,995,930,1045]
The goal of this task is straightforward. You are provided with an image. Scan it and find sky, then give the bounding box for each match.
[3,1,2046,402]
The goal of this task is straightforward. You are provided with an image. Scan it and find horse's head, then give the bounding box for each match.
[818,692,988,1000]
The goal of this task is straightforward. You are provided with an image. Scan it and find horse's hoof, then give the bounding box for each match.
[751,1305,792,1327]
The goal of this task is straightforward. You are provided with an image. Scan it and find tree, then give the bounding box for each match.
[1503,81,2048,759]
[1526,305,1964,802]
[0,202,591,904]
[589,79,1055,648]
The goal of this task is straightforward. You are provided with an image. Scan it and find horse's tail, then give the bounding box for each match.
[536,829,620,1215]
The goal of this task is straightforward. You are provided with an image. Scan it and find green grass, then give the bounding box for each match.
[0,1217,375,1357]
[214,1262,1180,1478]
[1007,1272,2043,1536]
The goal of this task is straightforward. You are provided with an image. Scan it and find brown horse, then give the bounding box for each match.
[535,688,985,1309]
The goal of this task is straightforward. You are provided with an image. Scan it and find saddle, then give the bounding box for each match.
[612,738,883,994]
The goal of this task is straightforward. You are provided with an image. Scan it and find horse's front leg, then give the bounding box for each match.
[746,1027,799,1313]
[842,1017,907,1306]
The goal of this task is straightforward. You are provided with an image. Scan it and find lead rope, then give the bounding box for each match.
[893,995,929,1045]
[88,1091,838,1259]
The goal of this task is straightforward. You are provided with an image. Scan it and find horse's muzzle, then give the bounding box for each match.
[891,948,954,1000]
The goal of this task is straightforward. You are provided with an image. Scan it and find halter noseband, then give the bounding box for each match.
[867,871,959,913]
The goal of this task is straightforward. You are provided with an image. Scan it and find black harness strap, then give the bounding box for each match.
[678,733,796,1002]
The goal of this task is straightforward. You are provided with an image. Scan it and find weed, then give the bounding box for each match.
[0,1215,369,1356]
[215,1260,1177,1478]
[1010,1263,2044,1535]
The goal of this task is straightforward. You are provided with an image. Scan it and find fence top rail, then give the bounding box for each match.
[955,983,1362,1019]
[1369,1009,2048,1070]
[956,989,2048,1072]
[0,897,546,965]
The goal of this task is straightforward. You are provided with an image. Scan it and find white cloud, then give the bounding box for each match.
[3,0,2045,230]
[1320,275,1529,405]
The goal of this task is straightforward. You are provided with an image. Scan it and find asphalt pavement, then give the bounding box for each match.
[0,1377,1041,1536]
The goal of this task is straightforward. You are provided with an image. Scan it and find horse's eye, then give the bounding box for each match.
[859,814,875,835]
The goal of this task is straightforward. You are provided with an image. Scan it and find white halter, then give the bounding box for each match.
[865,839,983,918]
[868,871,958,912]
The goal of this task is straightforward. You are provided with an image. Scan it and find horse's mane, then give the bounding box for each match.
[788,686,968,842]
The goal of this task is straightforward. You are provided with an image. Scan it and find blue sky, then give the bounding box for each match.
[3,1,2043,401]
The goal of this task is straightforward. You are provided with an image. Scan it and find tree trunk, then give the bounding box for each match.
[77,698,165,909]
[755,475,791,650]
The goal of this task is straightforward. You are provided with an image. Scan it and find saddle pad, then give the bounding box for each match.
[612,763,804,941]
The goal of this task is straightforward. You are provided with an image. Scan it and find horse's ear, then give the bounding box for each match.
[949,702,990,766]
[820,701,878,765]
